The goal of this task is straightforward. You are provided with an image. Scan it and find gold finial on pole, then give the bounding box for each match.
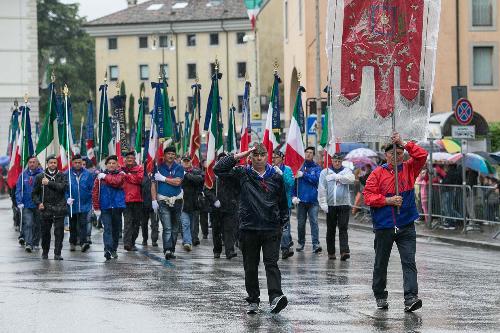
[297,71,302,83]
[195,76,199,84]
[63,84,69,96]
[51,70,56,83]
[24,93,28,103]
[140,88,145,99]
[89,89,93,101]
[14,99,19,108]
[245,71,249,81]
[215,57,219,71]
[273,59,279,74]
[104,71,108,84]
[116,80,120,95]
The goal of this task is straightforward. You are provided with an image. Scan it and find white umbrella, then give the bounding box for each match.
[428,152,452,161]
[345,148,378,159]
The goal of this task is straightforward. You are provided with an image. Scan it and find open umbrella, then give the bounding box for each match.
[428,152,452,162]
[348,156,377,169]
[448,153,497,176]
[489,152,500,163]
[416,140,445,152]
[472,151,499,165]
[435,139,461,153]
[345,148,377,159]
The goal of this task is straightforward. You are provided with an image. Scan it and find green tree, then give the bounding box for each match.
[38,0,95,131]
[490,122,500,152]
[120,81,126,96]
[128,93,135,143]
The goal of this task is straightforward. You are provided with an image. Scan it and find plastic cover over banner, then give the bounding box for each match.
[326,0,441,142]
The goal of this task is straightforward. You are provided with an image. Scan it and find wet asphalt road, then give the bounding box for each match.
[0,198,499,333]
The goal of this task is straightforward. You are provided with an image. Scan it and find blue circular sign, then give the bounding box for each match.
[454,98,473,125]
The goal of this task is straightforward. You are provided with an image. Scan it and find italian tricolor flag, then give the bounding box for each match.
[262,76,280,163]
[36,83,60,169]
[204,72,222,189]
[244,0,263,30]
[284,86,306,176]
[7,104,34,188]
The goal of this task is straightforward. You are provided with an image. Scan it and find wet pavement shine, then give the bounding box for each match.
[0,198,499,332]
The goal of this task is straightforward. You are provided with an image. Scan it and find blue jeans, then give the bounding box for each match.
[280,209,293,250]
[372,223,418,301]
[180,211,193,245]
[22,208,40,247]
[297,202,320,248]
[101,209,123,254]
[158,200,182,253]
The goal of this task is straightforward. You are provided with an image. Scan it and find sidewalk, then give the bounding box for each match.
[313,209,500,251]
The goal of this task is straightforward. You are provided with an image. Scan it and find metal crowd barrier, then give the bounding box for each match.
[414,183,500,233]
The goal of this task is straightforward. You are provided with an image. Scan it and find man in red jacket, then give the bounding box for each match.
[122,151,144,251]
[363,132,427,312]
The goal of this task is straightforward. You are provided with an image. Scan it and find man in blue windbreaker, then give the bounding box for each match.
[66,154,94,253]
[15,156,43,253]
[292,146,322,253]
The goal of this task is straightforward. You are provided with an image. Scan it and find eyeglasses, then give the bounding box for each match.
[252,153,267,157]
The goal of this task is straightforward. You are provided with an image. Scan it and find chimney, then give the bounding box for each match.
[127,0,138,7]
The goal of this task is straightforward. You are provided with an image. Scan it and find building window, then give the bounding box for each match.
[109,65,119,81]
[237,95,244,113]
[473,46,494,86]
[298,0,303,32]
[284,1,289,40]
[159,35,169,48]
[139,65,149,80]
[210,33,219,46]
[236,32,245,44]
[237,62,247,78]
[210,62,217,77]
[472,0,493,27]
[108,38,117,50]
[161,64,169,79]
[187,34,196,47]
[139,36,148,48]
[187,63,197,79]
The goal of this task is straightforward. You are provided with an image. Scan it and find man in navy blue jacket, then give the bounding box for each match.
[15,156,43,253]
[292,146,322,253]
[66,154,94,253]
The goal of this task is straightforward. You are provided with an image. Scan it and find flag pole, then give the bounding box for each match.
[63,84,73,218]
[98,72,107,167]
[43,72,56,203]
[20,93,28,236]
[392,111,400,215]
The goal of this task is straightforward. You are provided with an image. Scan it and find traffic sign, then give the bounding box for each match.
[307,115,317,135]
[452,125,475,139]
[454,98,473,125]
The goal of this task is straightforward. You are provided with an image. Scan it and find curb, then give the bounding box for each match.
[310,212,500,252]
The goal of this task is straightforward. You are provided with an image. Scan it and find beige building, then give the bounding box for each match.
[0,0,39,155]
[283,0,500,131]
[85,0,256,133]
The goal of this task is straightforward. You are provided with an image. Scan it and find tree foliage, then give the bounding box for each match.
[38,0,95,132]
[489,122,500,152]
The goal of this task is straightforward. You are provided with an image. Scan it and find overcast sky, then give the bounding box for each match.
[59,0,149,21]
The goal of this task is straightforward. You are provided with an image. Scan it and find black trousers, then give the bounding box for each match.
[123,202,143,247]
[141,208,159,243]
[372,223,418,301]
[240,230,283,304]
[326,205,350,255]
[41,216,65,256]
[199,211,209,237]
[212,211,235,255]
[69,212,89,246]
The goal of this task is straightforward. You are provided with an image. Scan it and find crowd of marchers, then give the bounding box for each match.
[8,133,426,314]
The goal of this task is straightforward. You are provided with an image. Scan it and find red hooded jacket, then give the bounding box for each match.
[122,164,144,203]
